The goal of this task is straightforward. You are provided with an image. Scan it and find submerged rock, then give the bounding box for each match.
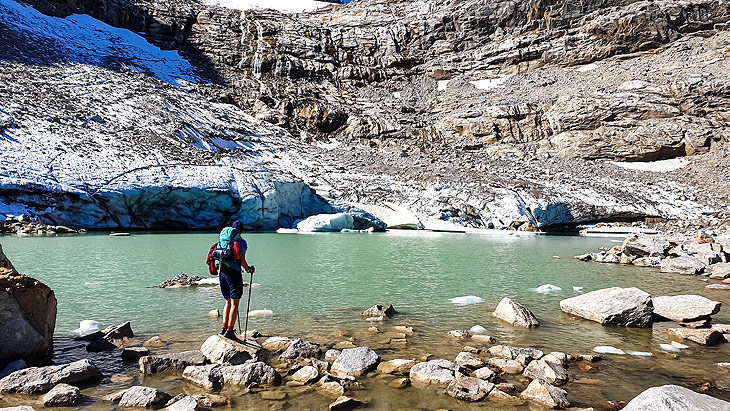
[328,395,365,411]
[622,384,730,410]
[520,379,570,409]
[42,383,81,406]
[119,386,171,407]
[652,295,721,322]
[492,297,540,328]
[559,287,653,327]
[445,376,495,402]
[0,359,102,394]
[331,347,380,378]
[139,350,207,375]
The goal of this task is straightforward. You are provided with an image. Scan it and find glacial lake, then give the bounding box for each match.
[3,231,730,409]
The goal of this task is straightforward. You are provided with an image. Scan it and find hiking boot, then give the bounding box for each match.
[219,328,227,336]
[223,329,243,343]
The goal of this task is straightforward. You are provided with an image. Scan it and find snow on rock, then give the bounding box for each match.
[295,213,354,232]
[593,346,625,355]
[626,351,652,357]
[449,296,484,305]
[437,80,450,91]
[203,0,337,13]
[470,75,513,90]
[610,158,689,173]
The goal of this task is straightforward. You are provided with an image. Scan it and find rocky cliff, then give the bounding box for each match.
[1,0,728,230]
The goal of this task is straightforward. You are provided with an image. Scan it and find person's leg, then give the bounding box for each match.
[222,298,232,333]
[219,271,232,334]
[227,298,240,330]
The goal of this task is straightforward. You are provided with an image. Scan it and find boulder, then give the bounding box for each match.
[86,322,135,352]
[200,335,258,365]
[119,386,171,407]
[667,328,722,346]
[652,295,721,322]
[487,358,523,374]
[0,359,103,394]
[445,376,495,402]
[121,346,150,362]
[0,359,27,379]
[492,297,540,328]
[622,235,665,258]
[559,287,653,327]
[689,243,727,266]
[42,383,81,406]
[166,396,199,411]
[376,359,415,375]
[409,360,461,386]
[331,347,380,377]
[520,379,570,409]
[291,365,319,383]
[474,367,496,381]
[183,362,281,391]
[361,304,397,318]
[296,213,354,232]
[0,271,56,366]
[182,365,223,391]
[448,330,471,339]
[622,384,730,410]
[158,273,204,288]
[487,345,543,360]
[139,351,207,375]
[710,263,730,279]
[454,352,485,369]
[523,359,568,385]
[278,339,320,361]
[660,257,706,275]
[328,395,365,411]
[262,337,294,351]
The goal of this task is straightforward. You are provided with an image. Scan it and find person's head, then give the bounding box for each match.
[231,220,244,233]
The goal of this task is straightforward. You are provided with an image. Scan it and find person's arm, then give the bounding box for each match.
[239,248,252,273]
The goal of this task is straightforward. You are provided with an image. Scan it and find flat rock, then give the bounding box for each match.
[291,365,319,383]
[488,358,523,374]
[0,359,102,394]
[520,379,570,409]
[119,386,171,407]
[166,396,199,411]
[329,395,365,411]
[200,335,258,365]
[454,352,485,369]
[559,287,653,327]
[661,257,706,275]
[42,383,81,406]
[622,384,730,410]
[474,367,496,381]
[652,295,721,322]
[667,328,722,346]
[278,338,320,361]
[262,337,294,351]
[376,359,415,375]
[139,350,207,374]
[487,345,543,360]
[471,334,495,344]
[362,304,397,318]
[121,346,150,362]
[331,347,380,377]
[492,297,540,327]
[409,360,460,386]
[445,376,494,402]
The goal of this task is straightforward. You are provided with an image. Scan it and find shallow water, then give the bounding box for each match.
[3,231,730,409]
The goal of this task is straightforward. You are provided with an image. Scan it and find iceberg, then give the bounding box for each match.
[573,286,583,291]
[659,344,680,353]
[449,296,484,305]
[469,325,488,333]
[74,320,101,337]
[247,309,273,318]
[670,341,689,349]
[593,346,625,355]
[627,351,653,357]
[535,284,562,293]
[295,213,354,232]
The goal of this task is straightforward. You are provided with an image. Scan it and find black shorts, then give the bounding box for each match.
[219,266,243,299]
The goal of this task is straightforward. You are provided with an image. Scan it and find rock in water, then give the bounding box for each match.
[445,376,495,402]
[667,328,722,346]
[278,338,321,361]
[0,270,56,365]
[166,396,200,411]
[376,359,415,375]
[361,304,397,318]
[652,295,721,322]
[523,359,568,385]
[409,360,461,386]
[492,297,540,327]
[121,346,150,362]
[328,395,365,411]
[291,366,319,383]
[182,362,281,390]
[119,386,171,407]
[139,351,207,375]
[200,335,258,365]
[42,383,81,406]
[622,384,730,410]
[660,257,706,275]
[331,347,380,377]
[86,321,135,352]
[0,359,103,394]
[158,273,204,288]
[559,287,653,327]
[520,379,570,409]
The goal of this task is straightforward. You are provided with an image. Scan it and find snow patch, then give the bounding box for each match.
[393,92,401,98]
[573,286,583,291]
[437,80,450,91]
[535,284,562,293]
[449,296,485,305]
[248,309,273,318]
[470,75,513,90]
[659,344,680,353]
[670,341,689,349]
[610,158,689,172]
[316,139,342,150]
[626,350,653,357]
[576,63,599,72]
[203,0,334,13]
[593,346,625,355]
[196,278,219,285]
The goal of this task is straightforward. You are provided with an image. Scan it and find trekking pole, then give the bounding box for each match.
[242,268,254,342]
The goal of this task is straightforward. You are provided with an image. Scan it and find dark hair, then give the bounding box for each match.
[231,220,244,232]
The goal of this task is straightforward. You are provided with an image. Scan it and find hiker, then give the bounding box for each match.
[206,220,254,342]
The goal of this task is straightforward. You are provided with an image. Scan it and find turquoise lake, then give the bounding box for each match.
[3,231,730,409]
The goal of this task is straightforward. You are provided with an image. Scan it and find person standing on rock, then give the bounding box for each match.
[206,220,254,342]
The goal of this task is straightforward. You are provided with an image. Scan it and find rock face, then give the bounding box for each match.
[520,379,570,409]
[200,335,257,365]
[42,383,82,406]
[119,386,171,407]
[559,287,653,327]
[622,384,730,411]
[330,347,380,378]
[0,359,103,394]
[492,297,540,328]
[0,270,56,367]
[139,351,207,375]
[652,295,721,322]
[409,360,461,386]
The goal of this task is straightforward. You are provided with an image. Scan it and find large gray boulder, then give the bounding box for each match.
[182,362,281,391]
[487,345,543,361]
[42,383,82,406]
[278,338,320,361]
[660,257,706,275]
[559,287,653,327]
[139,350,207,374]
[523,359,568,385]
[622,235,666,258]
[652,295,721,322]
[409,360,461,386]
[118,386,171,407]
[445,376,495,402]
[0,270,56,367]
[492,297,540,328]
[0,359,103,394]
[330,347,380,378]
[622,385,730,410]
[200,335,258,365]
